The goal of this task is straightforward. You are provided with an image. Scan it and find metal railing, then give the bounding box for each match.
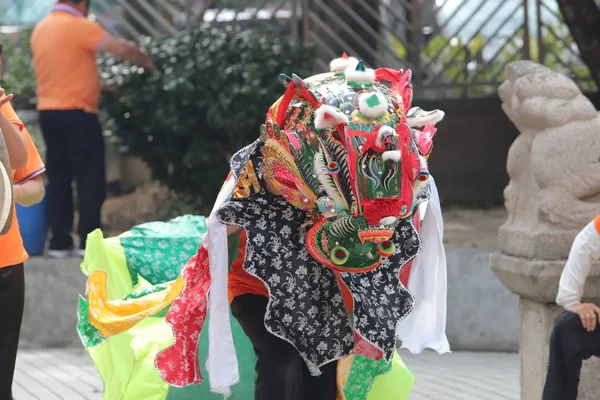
[92,0,296,39]
[91,0,596,99]
[304,0,596,98]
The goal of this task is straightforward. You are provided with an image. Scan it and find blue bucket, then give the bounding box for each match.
[15,195,48,256]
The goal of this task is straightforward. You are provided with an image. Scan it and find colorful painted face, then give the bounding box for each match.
[260,56,444,272]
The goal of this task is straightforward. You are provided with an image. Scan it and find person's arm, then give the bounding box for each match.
[78,19,153,69]
[96,36,154,69]
[557,220,600,308]
[12,127,45,206]
[0,91,28,170]
[13,176,45,207]
[556,217,600,331]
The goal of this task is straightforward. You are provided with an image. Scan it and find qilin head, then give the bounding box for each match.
[260,53,444,272]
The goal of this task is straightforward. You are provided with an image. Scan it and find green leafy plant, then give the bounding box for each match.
[1,28,37,110]
[99,23,315,212]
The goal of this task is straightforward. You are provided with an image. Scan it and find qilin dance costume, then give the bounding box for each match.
[78,54,450,399]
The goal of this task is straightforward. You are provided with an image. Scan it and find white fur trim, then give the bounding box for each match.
[379,216,398,226]
[359,93,389,119]
[330,56,359,72]
[344,66,376,83]
[406,108,445,128]
[382,150,401,161]
[419,154,428,170]
[375,126,395,147]
[314,105,349,129]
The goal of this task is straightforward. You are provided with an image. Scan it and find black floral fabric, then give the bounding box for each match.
[217,141,425,372]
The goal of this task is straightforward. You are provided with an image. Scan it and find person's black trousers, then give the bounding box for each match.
[231,294,337,400]
[39,110,106,251]
[0,263,25,400]
[542,311,600,400]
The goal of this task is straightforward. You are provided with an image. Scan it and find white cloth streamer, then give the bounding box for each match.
[396,176,451,354]
[206,177,239,398]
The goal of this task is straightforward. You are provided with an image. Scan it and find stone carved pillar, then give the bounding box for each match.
[491,60,600,400]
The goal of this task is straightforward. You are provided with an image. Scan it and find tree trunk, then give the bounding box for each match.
[556,0,600,88]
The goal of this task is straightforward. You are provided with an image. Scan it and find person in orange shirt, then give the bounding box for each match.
[0,55,46,400]
[31,0,153,258]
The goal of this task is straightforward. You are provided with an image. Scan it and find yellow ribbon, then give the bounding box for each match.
[86,270,184,338]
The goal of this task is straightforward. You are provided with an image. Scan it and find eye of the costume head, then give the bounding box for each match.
[376,126,397,152]
[331,246,349,265]
[377,241,395,257]
[326,161,340,175]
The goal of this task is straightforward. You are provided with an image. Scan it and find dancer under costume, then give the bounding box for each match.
[543,215,600,400]
[78,55,450,400]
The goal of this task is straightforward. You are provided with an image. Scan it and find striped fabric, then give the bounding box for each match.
[14,167,46,185]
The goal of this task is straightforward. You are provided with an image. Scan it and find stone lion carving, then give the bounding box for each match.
[499,60,600,259]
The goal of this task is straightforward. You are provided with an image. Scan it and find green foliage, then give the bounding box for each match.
[1,29,37,110]
[99,24,315,212]
[420,32,521,97]
[535,22,597,93]
[393,17,597,97]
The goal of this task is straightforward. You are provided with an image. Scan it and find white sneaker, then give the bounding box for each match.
[47,249,74,259]
[47,247,85,259]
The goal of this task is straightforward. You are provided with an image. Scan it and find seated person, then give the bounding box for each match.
[542,215,600,400]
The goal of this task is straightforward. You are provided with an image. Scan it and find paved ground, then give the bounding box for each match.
[13,349,519,400]
[14,349,102,400]
[403,351,519,400]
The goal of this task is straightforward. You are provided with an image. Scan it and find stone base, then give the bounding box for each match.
[21,256,86,348]
[447,247,518,351]
[490,252,600,303]
[520,298,600,400]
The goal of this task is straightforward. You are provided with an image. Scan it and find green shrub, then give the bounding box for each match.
[99,24,315,212]
[1,29,37,110]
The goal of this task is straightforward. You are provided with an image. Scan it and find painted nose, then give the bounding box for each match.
[379,216,398,226]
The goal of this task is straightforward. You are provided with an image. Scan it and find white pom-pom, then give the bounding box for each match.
[344,60,376,83]
[345,66,376,83]
[330,55,359,73]
[382,150,401,161]
[405,107,445,127]
[359,93,389,119]
[314,105,349,129]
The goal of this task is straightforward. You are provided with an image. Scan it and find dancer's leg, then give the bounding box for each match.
[0,263,25,400]
[303,359,337,400]
[74,112,106,250]
[231,294,306,400]
[40,110,75,251]
[542,311,600,400]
